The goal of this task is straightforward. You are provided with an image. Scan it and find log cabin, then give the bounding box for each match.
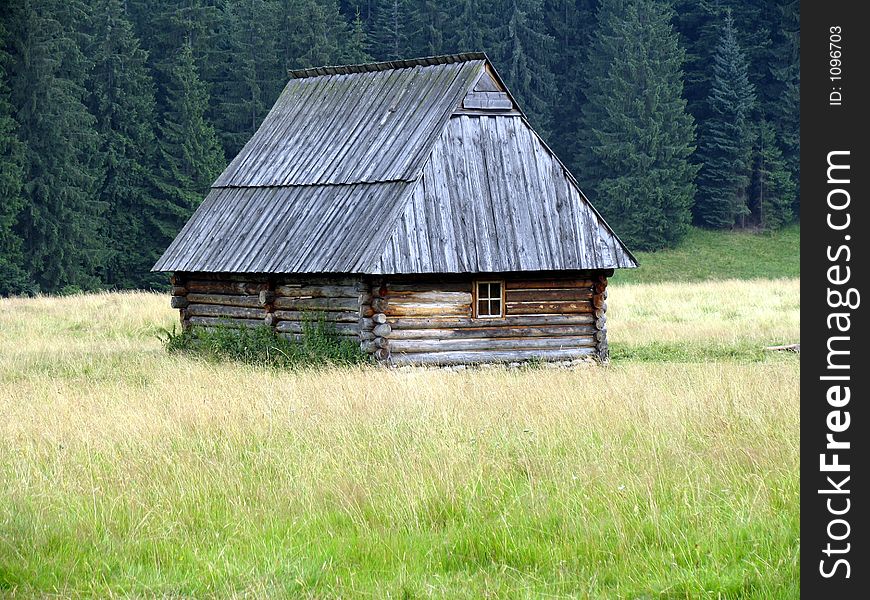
[153,53,638,365]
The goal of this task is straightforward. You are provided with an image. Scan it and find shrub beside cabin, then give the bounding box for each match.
[153,54,638,365]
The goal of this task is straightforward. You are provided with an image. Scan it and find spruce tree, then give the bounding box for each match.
[368,0,411,60]
[0,20,31,295]
[579,0,698,250]
[750,118,795,230]
[88,0,163,289]
[153,43,224,247]
[9,0,105,292]
[694,12,756,229]
[486,0,556,137]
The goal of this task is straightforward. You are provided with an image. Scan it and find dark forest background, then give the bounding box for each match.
[0,0,799,295]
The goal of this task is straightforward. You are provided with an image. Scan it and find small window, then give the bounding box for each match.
[475,281,504,318]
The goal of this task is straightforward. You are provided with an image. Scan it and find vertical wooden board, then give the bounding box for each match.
[425,140,459,272]
[505,119,547,270]
[480,116,519,270]
[441,120,474,271]
[459,116,498,272]
[526,127,564,269]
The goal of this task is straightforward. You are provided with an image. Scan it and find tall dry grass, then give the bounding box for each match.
[0,283,799,598]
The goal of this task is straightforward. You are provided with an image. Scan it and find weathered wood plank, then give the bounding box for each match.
[186,304,264,319]
[463,91,513,110]
[185,280,268,296]
[185,293,262,308]
[272,297,360,311]
[389,314,594,329]
[388,324,597,340]
[390,335,596,353]
[506,301,593,315]
[505,289,593,302]
[187,316,264,329]
[274,284,360,298]
[275,321,360,334]
[385,303,470,317]
[271,310,360,323]
[504,279,594,290]
[389,347,597,366]
[385,291,473,304]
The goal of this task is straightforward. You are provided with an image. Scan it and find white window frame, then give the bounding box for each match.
[474,280,505,319]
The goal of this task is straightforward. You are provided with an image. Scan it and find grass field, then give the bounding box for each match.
[0,270,800,597]
[613,225,800,284]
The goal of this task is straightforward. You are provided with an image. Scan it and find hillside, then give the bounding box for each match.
[612,225,800,284]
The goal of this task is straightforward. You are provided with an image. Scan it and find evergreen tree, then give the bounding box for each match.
[694,12,756,229]
[768,0,799,215]
[213,0,282,158]
[368,0,411,60]
[579,0,698,250]
[487,0,556,136]
[280,0,350,68]
[88,0,163,289]
[0,19,31,295]
[153,43,225,248]
[750,118,795,230]
[453,0,486,52]
[345,6,373,63]
[544,0,598,174]
[9,0,105,292]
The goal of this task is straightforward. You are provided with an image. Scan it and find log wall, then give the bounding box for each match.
[169,273,365,342]
[169,270,612,365]
[379,271,611,365]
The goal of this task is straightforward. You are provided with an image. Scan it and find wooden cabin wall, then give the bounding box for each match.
[373,272,610,365]
[169,273,365,343]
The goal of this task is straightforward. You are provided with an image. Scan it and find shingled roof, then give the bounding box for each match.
[153,54,637,274]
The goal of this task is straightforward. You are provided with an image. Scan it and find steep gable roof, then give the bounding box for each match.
[153,54,637,274]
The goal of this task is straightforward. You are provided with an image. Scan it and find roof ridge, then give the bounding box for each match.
[287,53,488,79]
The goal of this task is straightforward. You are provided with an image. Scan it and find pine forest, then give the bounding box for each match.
[0,0,800,295]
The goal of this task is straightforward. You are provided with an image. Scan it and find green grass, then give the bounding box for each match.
[613,224,800,284]
[0,280,799,598]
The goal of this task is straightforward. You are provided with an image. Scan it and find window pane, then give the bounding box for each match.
[478,299,489,316]
[490,299,501,317]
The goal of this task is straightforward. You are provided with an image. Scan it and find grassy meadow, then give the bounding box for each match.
[0,231,799,598]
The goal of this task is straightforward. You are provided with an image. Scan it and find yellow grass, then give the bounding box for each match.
[0,282,799,598]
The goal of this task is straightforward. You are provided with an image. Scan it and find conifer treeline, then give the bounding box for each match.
[0,0,799,295]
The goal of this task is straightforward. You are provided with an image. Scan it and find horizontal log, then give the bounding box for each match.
[592,295,605,309]
[375,348,390,360]
[506,301,593,315]
[390,335,596,354]
[185,293,262,308]
[388,324,597,340]
[186,304,264,319]
[389,347,597,366]
[593,282,607,294]
[594,307,606,319]
[170,274,185,287]
[279,333,360,343]
[594,330,606,342]
[170,296,189,309]
[372,323,392,337]
[504,279,594,290]
[185,280,268,295]
[361,341,377,353]
[595,317,606,329]
[275,284,360,298]
[387,282,471,293]
[359,317,374,330]
[360,305,374,318]
[273,297,360,311]
[389,314,595,329]
[372,313,388,324]
[385,291,473,304]
[371,297,389,312]
[385,303,470,318]
[505,289,593,302]
[272,310,360,323]
[275,276,360,287]
[359,330,375,341]
[171,285,187,296]
[275,321,360,335]
[264,313,277,327]
[358,292,373,305]
[186,316,264,329]
[375,337,389,349]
